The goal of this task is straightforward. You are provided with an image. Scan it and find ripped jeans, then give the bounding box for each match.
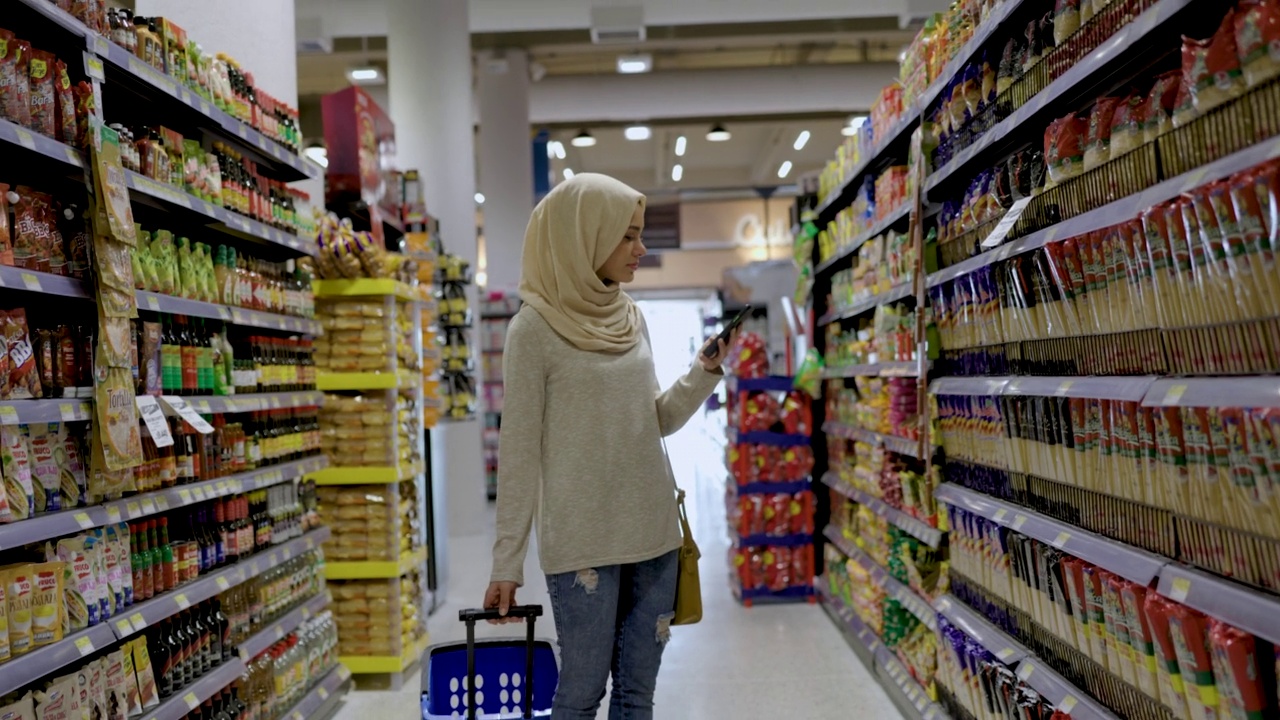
[545,550,678,720]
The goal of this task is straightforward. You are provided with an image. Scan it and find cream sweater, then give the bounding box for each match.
[490,307,723,586]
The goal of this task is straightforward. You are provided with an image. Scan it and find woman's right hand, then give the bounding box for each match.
[483,581,521,624]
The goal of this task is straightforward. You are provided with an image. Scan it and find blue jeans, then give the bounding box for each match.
[545,550,678,720]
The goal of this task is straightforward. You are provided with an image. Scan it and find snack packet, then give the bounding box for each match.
[27,49,55,138]
[0,33,32,128]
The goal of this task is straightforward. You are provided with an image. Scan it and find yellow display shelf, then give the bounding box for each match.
[339,633,430,674]
[313,278,418,301]
[308,461,423,486]
[324,546,428,580]
[316,369,418,391]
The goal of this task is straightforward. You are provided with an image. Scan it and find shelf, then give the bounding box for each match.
[316,370,418,391]
[915,0,1032,113]
[822,361,923,379]
[875,644,949,720]
[126,171,311,255]
[822,421,922,459]
[926,120,1280,290]
[141,655,248,720]
[814,203,913,275]
[0,398,92,428]
[933,595,1029,664]
[928,377,1011,396]
[734,532,812,549]
[733,479,812,496]
[0,266,91,299]
[817,282,915,325]
[924,0,1202,196]
[162,391,325,416]
[1002,375,1157,402]
[271,664,351,720]
[0,116,85,168]
[0,454,326,552]
[313,279,418,301]
[138,291,322,335]
[815,117,921,228]
[307,462,423,486]
[1143,377,1280,409]
[340,632,430,674]
[0,624,118,696]
[823,524,937,631]
[111,527,331,642]
[1157,564,1280,647]
[727,428,812,448]
[238,591,333,661]
[324,546,428,580]
[821,472,943,548]
[726,376,795,393]
[934,484,1166,586]
[819,580,883,660]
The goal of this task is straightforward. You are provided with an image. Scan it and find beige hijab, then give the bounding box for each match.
[518,173,645,352]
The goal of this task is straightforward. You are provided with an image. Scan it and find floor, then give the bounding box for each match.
[330,408,904,719]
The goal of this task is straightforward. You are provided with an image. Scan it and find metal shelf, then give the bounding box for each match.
[0,116,84,168]
[0,624,118,696]
[0,266,91,299]
[814,203,913,275]
[165,391,325,416]
[875,644,949,720]
[821,472,943,548]
[915,0,1033,113]
[270,664,351,720]
[822,421,922,459]
[814,117,921,228]
[1157,564,1280,647]
[0,398,92,428]
[928,377,1011,396]
[824,525,937,631]
[138,291,322,335]
[1001,375,1157,402]
[817,282,915,325]
[933,595,1029,664]
[727,428,812,448]
[141,656,248,720]
[1144,377,1280,409]
[822,361,923,379]
[238,591,333,661]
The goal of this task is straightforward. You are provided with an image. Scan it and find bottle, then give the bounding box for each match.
[161,317,180,394]
[130,524,145,602]
[152,622,172,700]
[197,320,213,394]
[180,317,198,395]
[165,617,185,690]
[159,517,176,591]
[138,520,153,601]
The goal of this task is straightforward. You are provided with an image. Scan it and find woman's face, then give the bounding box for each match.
[596,204,647,285]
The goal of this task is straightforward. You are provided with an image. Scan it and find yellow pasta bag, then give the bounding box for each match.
[30,561,63,648]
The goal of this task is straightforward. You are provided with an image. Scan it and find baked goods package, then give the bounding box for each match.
[0,695,33,720]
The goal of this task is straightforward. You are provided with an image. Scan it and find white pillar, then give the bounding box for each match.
[477,50,534,293]
[388,0,487,570]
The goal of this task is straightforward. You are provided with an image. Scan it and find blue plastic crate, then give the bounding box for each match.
[422,638,559,719]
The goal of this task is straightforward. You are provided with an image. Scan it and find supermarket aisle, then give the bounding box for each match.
[332,412,903,719]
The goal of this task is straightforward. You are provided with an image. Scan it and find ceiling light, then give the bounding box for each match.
[674,135,687,157]
[777,160,793,178]
[545,140,567,160]
[571,130,596,148]
[706,124,731,142]
[616,54,652,74]
[793,130,811,151]
[474,193,485,204]
[624,125,651,141]
[304,146,328,168]
[563,168,575,180]
[346,66,384,85]
[671,164,683,182]
[841,115,869,136]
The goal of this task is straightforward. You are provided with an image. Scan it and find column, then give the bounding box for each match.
[477,50,534,293]
[387,0,487,579]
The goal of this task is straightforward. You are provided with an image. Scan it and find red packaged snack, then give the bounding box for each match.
[1235,0,1280,88]
[762,546,791,591]
[6,309,42,399]
[763,493,790,536]
[72,82,93,148]
[791,544,814,588]
[789,491,815,534]
[0,33,32,128]
[1085,96,1122,171]
[54,60,75,145]
[0,184,13,267]
[12,189,50,273]
[1209,620,1267,720]
[1144,71,1184,142]
[27,49,55,137]
[1044,113,1088,187]
[1183,11,1245,116]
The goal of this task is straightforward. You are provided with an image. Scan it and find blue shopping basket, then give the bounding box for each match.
[421,605,558,719]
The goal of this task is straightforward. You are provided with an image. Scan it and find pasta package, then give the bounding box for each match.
[5,565,34,656]
[1236,0,1280,88]
[1184,11,1246,116]
[29,561,62,648]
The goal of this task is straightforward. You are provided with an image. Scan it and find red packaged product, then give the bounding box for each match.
[1182,11,1245,116]
[0,33,32,128]
[54,60,75,145]
[27,49,55,137]
[1044,113,1088,186]
[1236,0,1280,88]
[72,82,93,148]
[762,546,791,591]
[6,309,42,399]
[789,491,814,534]
[790,544,814,588]
[763,493,790,536]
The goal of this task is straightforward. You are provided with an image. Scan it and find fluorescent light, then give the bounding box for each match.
[304,146,328,168]
[793,130,811,151]
[563,168,575,180]
[476,271,488,286]
[547,140,566,159]
[474,193,485,204]
[671,164,683,182]
[777,160,793,178]
[571,130,596,148]
[616,54,652,74]
[842,116,868,136]
[706,124,730,142]
[347,66,383,84]
[624,125,651,141]
[674,135,687,157]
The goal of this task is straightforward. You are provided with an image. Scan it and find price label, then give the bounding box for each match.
[18,272,40,292]
[1162,384,1188,406]
[178,489,192,504]
[199,100,210,116]
[996,648,1016,661]
[305,537,315,551]
[192,486,207,502]
[1052,531,1071,548]
[250,562,260,576]
[270,396,282,409]
[175,594,191,610]
[13,127,36,151]
[981,197,1033,249]
[1170,576,1192,602]
[65,146,82,166]
[275,626,284,639]
[231,309,245,324]
[60,403,79,422]
[75,511,94,529]
[126,501,141,518]
[116,618,134,635]
[106,506,121,523]
[318,688,328,701]
[215,481,228,494]
[140,498,156,514]
[136,396,175,447]
[1012,514,1028,531]
[282,547,292,560]
[146,295,161,312]
[212,576,229,592]
[1058,696,1078,713]
[84,54,106,81]
[993,509,1008,523]
[130,613,146,632]
[1017,663,1035,681]
[1054,380,1074,397]
[0,406,20,424]
[183,692,199,710]
[75,634,96,655]
[155,496,169,511]
[161,396,214,434]
[292,712,303,720]
[195,400,212,414]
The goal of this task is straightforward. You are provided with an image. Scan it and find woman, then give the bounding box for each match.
[484,173,732,719]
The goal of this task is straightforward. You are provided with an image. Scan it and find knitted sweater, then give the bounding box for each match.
[489,306,722,585]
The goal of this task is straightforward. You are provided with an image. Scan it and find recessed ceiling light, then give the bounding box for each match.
[624,125,652,141]
[346,66,383,85]
[777,160,793,178]
[841,116,868,136]
[674,135,687,157]
[706,124,731,142]
[303,146,328,168]
[474,193,485,204]
[616,54,652,74]
[571,130,596,148]
[671,164,683,182]
[793,130,811,151]
[546,140,566,160]
[563,168,575,180]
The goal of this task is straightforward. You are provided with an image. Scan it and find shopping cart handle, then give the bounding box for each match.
[459,605,544,623]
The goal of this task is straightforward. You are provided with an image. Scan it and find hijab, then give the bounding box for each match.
[518,172,645,352]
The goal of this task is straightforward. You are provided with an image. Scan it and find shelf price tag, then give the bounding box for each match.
[75,634,96,656]
[175,593,191,610]
[1162,384,1188,406]
[106,505,122,523]
[996,648,1016,661]
[84,54,106,81]
[275,626,285,640]
[130,613,146,632]
[318,688,329,701]
[1058,696,1077,713]
[1012,514,1028,531]
[1054,380,1074,397]
[1052,531,1071,548]
[215,576,231,591]
[1170,576,1192,602]
[183,692,199,710]
[993,509,1009,523]
[192,486,207,502]
[981,197,1033,249]
[0,406,20,424]
[178,489,192,504]
[146,295,161,312]
[116,618,134,635]
[75,512,94,529]
[60,403,79,422]
[155,496,169,511]
[1017,663,1035,681]
[140,498,156,515]
[126,501,141,518]
[137,395,175,447]
[162,395,214,434]
[13,128,37,151]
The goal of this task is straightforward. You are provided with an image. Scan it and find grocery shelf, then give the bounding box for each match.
[821,472,943,548]
[1002,375,1157,402]
[726,376,795,393]
[138,291,323,335]
[313,278,418,301]
[926,122,1280,289]
[933,595,1029,664]
[814,203,913,275]
[271,664,352,720]
[126,171,311,255]
[0,398,92,428]
[0,266,92,298]
[815,116,921,228]
[238,591,333,661]
[875,644,949,720]
[733,479,812,496]
[818,579,883,663]
[915,0,1031,113]
[317,370,418,391]
[817,282,915,325]
[0,454,326,552]
[822,361,923,379]
[168,391,325,416]
[0,624,118,697]
[324,545,428,580]
[141,656,249,720]
[927,377,1010,396]
[111,527,331,642]
[823,525,937,631]
[1157,564,1280,647]
[924,0,1202,195]
[822,421,922,459]
[308,461,423,486]
[0,116,85,168]
[734,532,812,549]
[340,632,430,674]
[1144,376,1280,409]
[934,484,1166,586]
[727,428,812,448]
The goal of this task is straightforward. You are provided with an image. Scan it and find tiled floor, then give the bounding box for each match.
[331,412,903,719]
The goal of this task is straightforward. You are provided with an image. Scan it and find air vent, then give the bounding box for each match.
[589,5,645,45]
[296,16,332,54]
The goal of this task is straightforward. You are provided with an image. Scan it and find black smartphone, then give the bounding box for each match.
[703,304,752,358]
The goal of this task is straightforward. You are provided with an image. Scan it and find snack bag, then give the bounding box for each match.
[7,310,42,399]
[27,49,55,138]
[0,34,32,128]
[2,426,33,521]
[54,60,75,145]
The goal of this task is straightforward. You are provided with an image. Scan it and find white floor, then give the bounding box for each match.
[329,410,904,719]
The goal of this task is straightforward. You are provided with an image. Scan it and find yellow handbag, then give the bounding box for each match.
[672,489,702,625]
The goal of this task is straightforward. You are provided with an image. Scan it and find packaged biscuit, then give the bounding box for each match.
[102,650,127,720]
[33,678,75,720]
[29,561,63,648]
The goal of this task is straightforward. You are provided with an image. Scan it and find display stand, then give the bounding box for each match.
[478,292,520,500]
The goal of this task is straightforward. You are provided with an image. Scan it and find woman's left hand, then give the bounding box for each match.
[697,329,738,373]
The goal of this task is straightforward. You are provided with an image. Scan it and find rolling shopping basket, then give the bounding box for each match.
[421,605,559,719]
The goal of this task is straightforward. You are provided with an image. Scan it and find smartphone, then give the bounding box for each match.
[703,304,752,358]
